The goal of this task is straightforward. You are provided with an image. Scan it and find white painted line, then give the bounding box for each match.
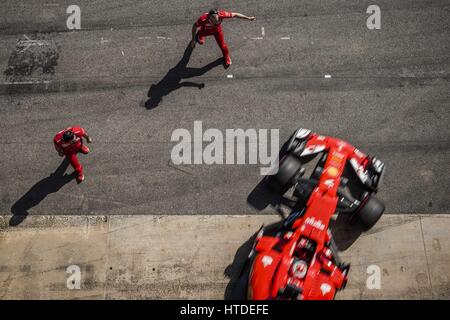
[250,37,263,40]
[4,81,35,85]
[324,74,331,78]
[280,37,291,40]
[157,36,171,40]
[121,51,125,56]
[138,36,152,40]
[100,37,109,44]
[227,75,233,79]
[261,27,265,37]
[3,80,51,85]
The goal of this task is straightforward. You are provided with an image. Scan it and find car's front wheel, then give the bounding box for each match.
[354,195,385,230]
[268,154,302,193]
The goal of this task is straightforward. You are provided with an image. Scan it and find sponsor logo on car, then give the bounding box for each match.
[304,217,326,231]
[320,283,332,295]
[262,256,273,268]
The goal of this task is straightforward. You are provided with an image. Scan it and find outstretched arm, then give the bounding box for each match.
[231,12,255,21]
[83,131,93,143]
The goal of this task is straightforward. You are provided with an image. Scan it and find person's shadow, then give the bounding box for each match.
[9,158,76,226]
[144,44,223,109]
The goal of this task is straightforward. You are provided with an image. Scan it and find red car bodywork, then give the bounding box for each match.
[248,133,373,300]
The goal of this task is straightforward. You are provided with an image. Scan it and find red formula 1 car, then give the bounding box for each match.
[240,128,385,300]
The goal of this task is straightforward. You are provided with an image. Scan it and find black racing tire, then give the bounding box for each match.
[354,195,385,230]
[230,261,252,300]
[279,133,293,158]
[269,154,302,193]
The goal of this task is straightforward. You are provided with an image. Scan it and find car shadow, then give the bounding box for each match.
[9,158,76,226]
[224,231,257,300]
[246,177,298,213]
[144,43,223,110]
[225,181,365,298]
[329,213,364,251]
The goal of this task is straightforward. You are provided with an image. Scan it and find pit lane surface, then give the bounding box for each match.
[0,1,449,217]
[1,214,449,299]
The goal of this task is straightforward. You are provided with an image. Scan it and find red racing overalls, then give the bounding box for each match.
[195,10,233,60]
[53,126,89,176]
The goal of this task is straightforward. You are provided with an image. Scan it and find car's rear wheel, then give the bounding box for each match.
[268,154,302,193]
[230,260,252,300]
[354,195,385,230]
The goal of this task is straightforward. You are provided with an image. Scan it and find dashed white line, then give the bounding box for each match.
[157,36,171,40]
[138,36,152,40]
[250,37,263,40]
[227,75,233,79]
[4,81,35,85]
[280,37,291,40]
[3,81,51,85]
[324,74,331,78]
[261,27,265,37]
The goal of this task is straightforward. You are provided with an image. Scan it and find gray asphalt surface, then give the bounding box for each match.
[0,1,449,217]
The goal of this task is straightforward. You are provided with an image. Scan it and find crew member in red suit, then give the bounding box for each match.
[190,9,255,68]
[53,126,93,183]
